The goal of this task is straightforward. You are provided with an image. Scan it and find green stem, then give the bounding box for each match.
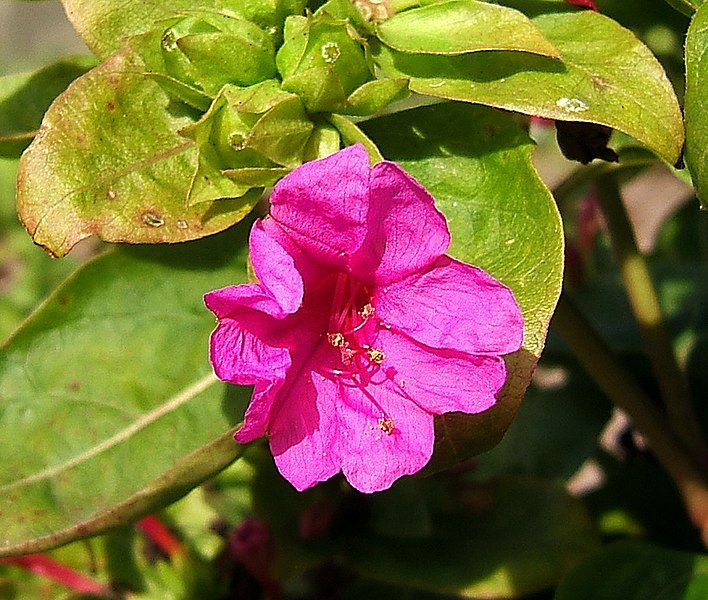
[554,293,708,544]
[595,173,708,467]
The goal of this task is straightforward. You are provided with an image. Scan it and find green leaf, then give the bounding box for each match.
[555,541,708,600]
[664,0,703,17]
[376,0,560,57]
[0,226,252,557]
[363,102,563,467]
[373,10,684,164]
[344,477,599,599]
[685,2,708,208]
[0,56,95,158]
[0,159,83,341]
[17,49,257,257]
[473,359,611,482]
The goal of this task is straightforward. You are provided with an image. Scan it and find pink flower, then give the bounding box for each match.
[205,145,524,493]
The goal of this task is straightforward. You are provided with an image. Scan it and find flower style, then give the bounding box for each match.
[205,145,524,492]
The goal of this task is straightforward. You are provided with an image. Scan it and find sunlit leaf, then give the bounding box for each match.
[376,0,560,57]
[17,49,257,257]
[0,226,252,557]
[373,10,684,164]
[685,2,708,207]
[60,0,285,59]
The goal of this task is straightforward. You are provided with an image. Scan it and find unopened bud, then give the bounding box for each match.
[229,518,275,586]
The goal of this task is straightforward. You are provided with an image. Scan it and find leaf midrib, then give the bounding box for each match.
[0,371,218,494]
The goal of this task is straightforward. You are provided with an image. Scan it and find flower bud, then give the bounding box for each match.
[153,11,277,96]
[181,80,314,203]
[277,14,373,112]
[225,0,307,44]
[229,518,275,587]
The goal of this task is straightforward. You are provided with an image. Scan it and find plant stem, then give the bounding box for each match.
[595,173,708,467]
[554,293,708,544]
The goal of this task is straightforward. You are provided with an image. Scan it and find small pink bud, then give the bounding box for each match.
[229,518,275,587]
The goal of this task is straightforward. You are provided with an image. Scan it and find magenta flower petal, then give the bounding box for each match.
[269,144,371,268]
[352,161,450,285]
[336,380,435,493]
[372,328,507,415]
[208,314,290,442]
[205,284,286,320]
[375,256,524,355]
[249,220,304,316]
[268,347,341,491]
[206,147,525,492]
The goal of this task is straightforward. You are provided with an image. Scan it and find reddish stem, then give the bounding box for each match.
[564,0,598,10]
[2,554,107,596]
[137,515,185,559]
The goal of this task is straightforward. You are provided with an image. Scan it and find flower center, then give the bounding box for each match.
[326,274,383,369]
[323,273,393,434]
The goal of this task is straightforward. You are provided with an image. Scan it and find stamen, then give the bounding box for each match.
[327,332,345,347]
[378,417,395,435]
[340,345,357,365]
[359,303,375,319]
[321,367,349,377]
[366,347,385,365]
[329,274,349,331]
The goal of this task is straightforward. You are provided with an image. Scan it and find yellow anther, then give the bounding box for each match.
[327,332,345,347]
[378,417,395,435]
[359,303,375,319]
[366,347,385,364]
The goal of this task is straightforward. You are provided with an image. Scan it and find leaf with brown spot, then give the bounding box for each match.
[17,49,259,257]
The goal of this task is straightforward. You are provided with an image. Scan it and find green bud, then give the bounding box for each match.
[316,0,379,34]
[155,11,277,96]
[222,0,307,44]
[302,122,342,161]
[181,80,314,204]
[277,14,373,113]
